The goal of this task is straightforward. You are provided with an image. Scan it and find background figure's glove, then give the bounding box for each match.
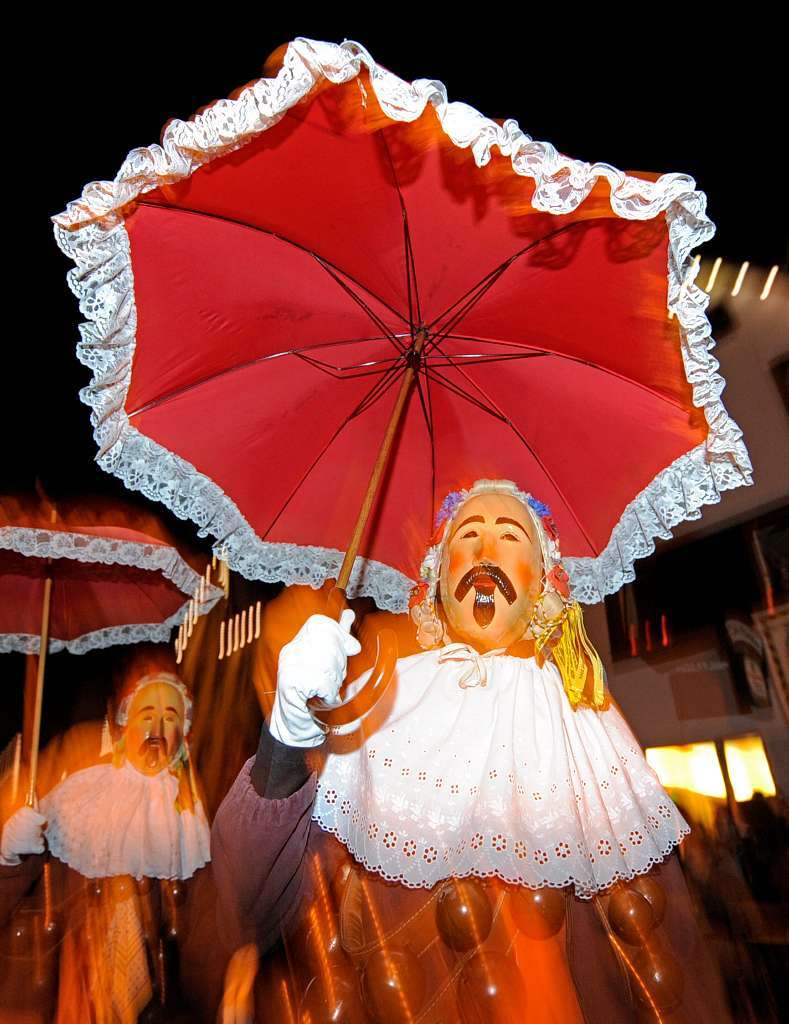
[269,610,361,748]
[0,805,47,865]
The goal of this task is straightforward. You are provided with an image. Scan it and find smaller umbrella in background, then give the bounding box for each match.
[0,493,222,804]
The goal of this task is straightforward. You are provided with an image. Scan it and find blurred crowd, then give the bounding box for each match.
[677,791,788,1022]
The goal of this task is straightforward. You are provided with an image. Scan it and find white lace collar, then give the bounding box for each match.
[42,760,210,880]
[314,649,688,896]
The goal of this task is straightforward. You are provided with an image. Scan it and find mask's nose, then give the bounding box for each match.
[479,530,500,563]
[147,718,164,740]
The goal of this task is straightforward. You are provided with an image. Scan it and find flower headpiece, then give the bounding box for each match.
[409,479,568,649]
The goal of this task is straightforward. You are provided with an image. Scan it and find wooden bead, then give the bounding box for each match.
[331,860,355,910]
[608,888,656,946]
[167,880,188,907]
[8,914,30,953]
[457,951,527,1024]
[436,878,493,952]
[510,887,566,939]
[629,874,666,926]
[362,947,425,1023]
[291,911,348,979]
[631,942,684,1013]
[299,970,366,1024]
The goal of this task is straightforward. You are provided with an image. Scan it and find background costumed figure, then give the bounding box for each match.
[0,659,210,1022]
[211,480,731,1023]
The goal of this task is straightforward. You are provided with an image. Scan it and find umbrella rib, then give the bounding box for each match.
[428,339,600,554]
[427,351,549,368]
[255,361,408,540]
[127,336,400,419]
[312,257,406,353]
[423,262,514,359]
[423,364,509,422]
[378,130,422,327]
[293,352,399,380]
[414,366,437,521]
[441,334,692,415]
[136,201,409,329]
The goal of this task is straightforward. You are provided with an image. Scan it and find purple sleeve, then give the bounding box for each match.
[211,756,317,954]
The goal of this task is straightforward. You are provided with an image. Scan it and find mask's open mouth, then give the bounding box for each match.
[140,737,166,770]
[454,564,517,628]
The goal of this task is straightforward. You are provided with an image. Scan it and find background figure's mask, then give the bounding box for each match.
[123,681,185,776]
[439,492,542,652]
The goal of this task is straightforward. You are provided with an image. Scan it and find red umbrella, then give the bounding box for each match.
[0,495,222,656]
[53,38,751,613]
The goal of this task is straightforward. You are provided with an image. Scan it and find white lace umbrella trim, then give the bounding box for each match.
[53,37,752,611]
[41,760,210,880]
[313,649,689,897]
[0,526,222,654]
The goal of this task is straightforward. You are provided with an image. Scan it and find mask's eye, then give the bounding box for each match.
[461,530,478,539]
[501,532,520,542]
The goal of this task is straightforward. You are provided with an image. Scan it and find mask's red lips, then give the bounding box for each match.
[453,564,517,629]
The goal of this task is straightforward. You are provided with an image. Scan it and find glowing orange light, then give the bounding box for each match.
[731,261,749,297]
[704,256,722,293]
[760,265,778,300]
[645,742,726,798]
[723,735,776,801]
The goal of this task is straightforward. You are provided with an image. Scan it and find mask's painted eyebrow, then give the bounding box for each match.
[496,516,530,540]
[451,515,484,539]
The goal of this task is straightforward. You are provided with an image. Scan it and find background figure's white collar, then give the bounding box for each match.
[41,760,210,880]
[314,650,688,897]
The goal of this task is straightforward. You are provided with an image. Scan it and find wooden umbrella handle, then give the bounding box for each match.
[26,577,53,807]
[306,331,426,727]
[307,624,398,727]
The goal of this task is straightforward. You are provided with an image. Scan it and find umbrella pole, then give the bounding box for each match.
[335,329,427,592]
[26,577,52,807]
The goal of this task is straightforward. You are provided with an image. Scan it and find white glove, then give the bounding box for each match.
[269,610,361,748]
[0,806,47,865]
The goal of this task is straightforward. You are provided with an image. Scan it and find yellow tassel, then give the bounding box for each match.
[536,602,606,709]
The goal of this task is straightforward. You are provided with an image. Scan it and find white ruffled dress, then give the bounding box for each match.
[313,647,688,897]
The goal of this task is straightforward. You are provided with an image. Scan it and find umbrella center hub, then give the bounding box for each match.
[407,328,429,370]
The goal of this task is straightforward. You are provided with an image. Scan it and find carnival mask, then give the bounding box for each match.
[123,681,186,776]
[438,492,543,652]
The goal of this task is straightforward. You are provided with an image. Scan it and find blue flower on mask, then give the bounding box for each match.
[435,490,466,529]
[526,495,552,519]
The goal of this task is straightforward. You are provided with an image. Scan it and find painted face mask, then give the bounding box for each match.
[115,674,192,776]
[410,479,603,707]
[438,491,543,651]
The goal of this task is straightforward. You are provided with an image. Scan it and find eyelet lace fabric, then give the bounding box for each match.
[42,760,210,880]
[0,526,222,654]
[53,38,751,611]
[313,649,689,897]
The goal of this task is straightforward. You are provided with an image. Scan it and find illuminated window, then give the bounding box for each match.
[645,742,726,799]
[723,735,776,801]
